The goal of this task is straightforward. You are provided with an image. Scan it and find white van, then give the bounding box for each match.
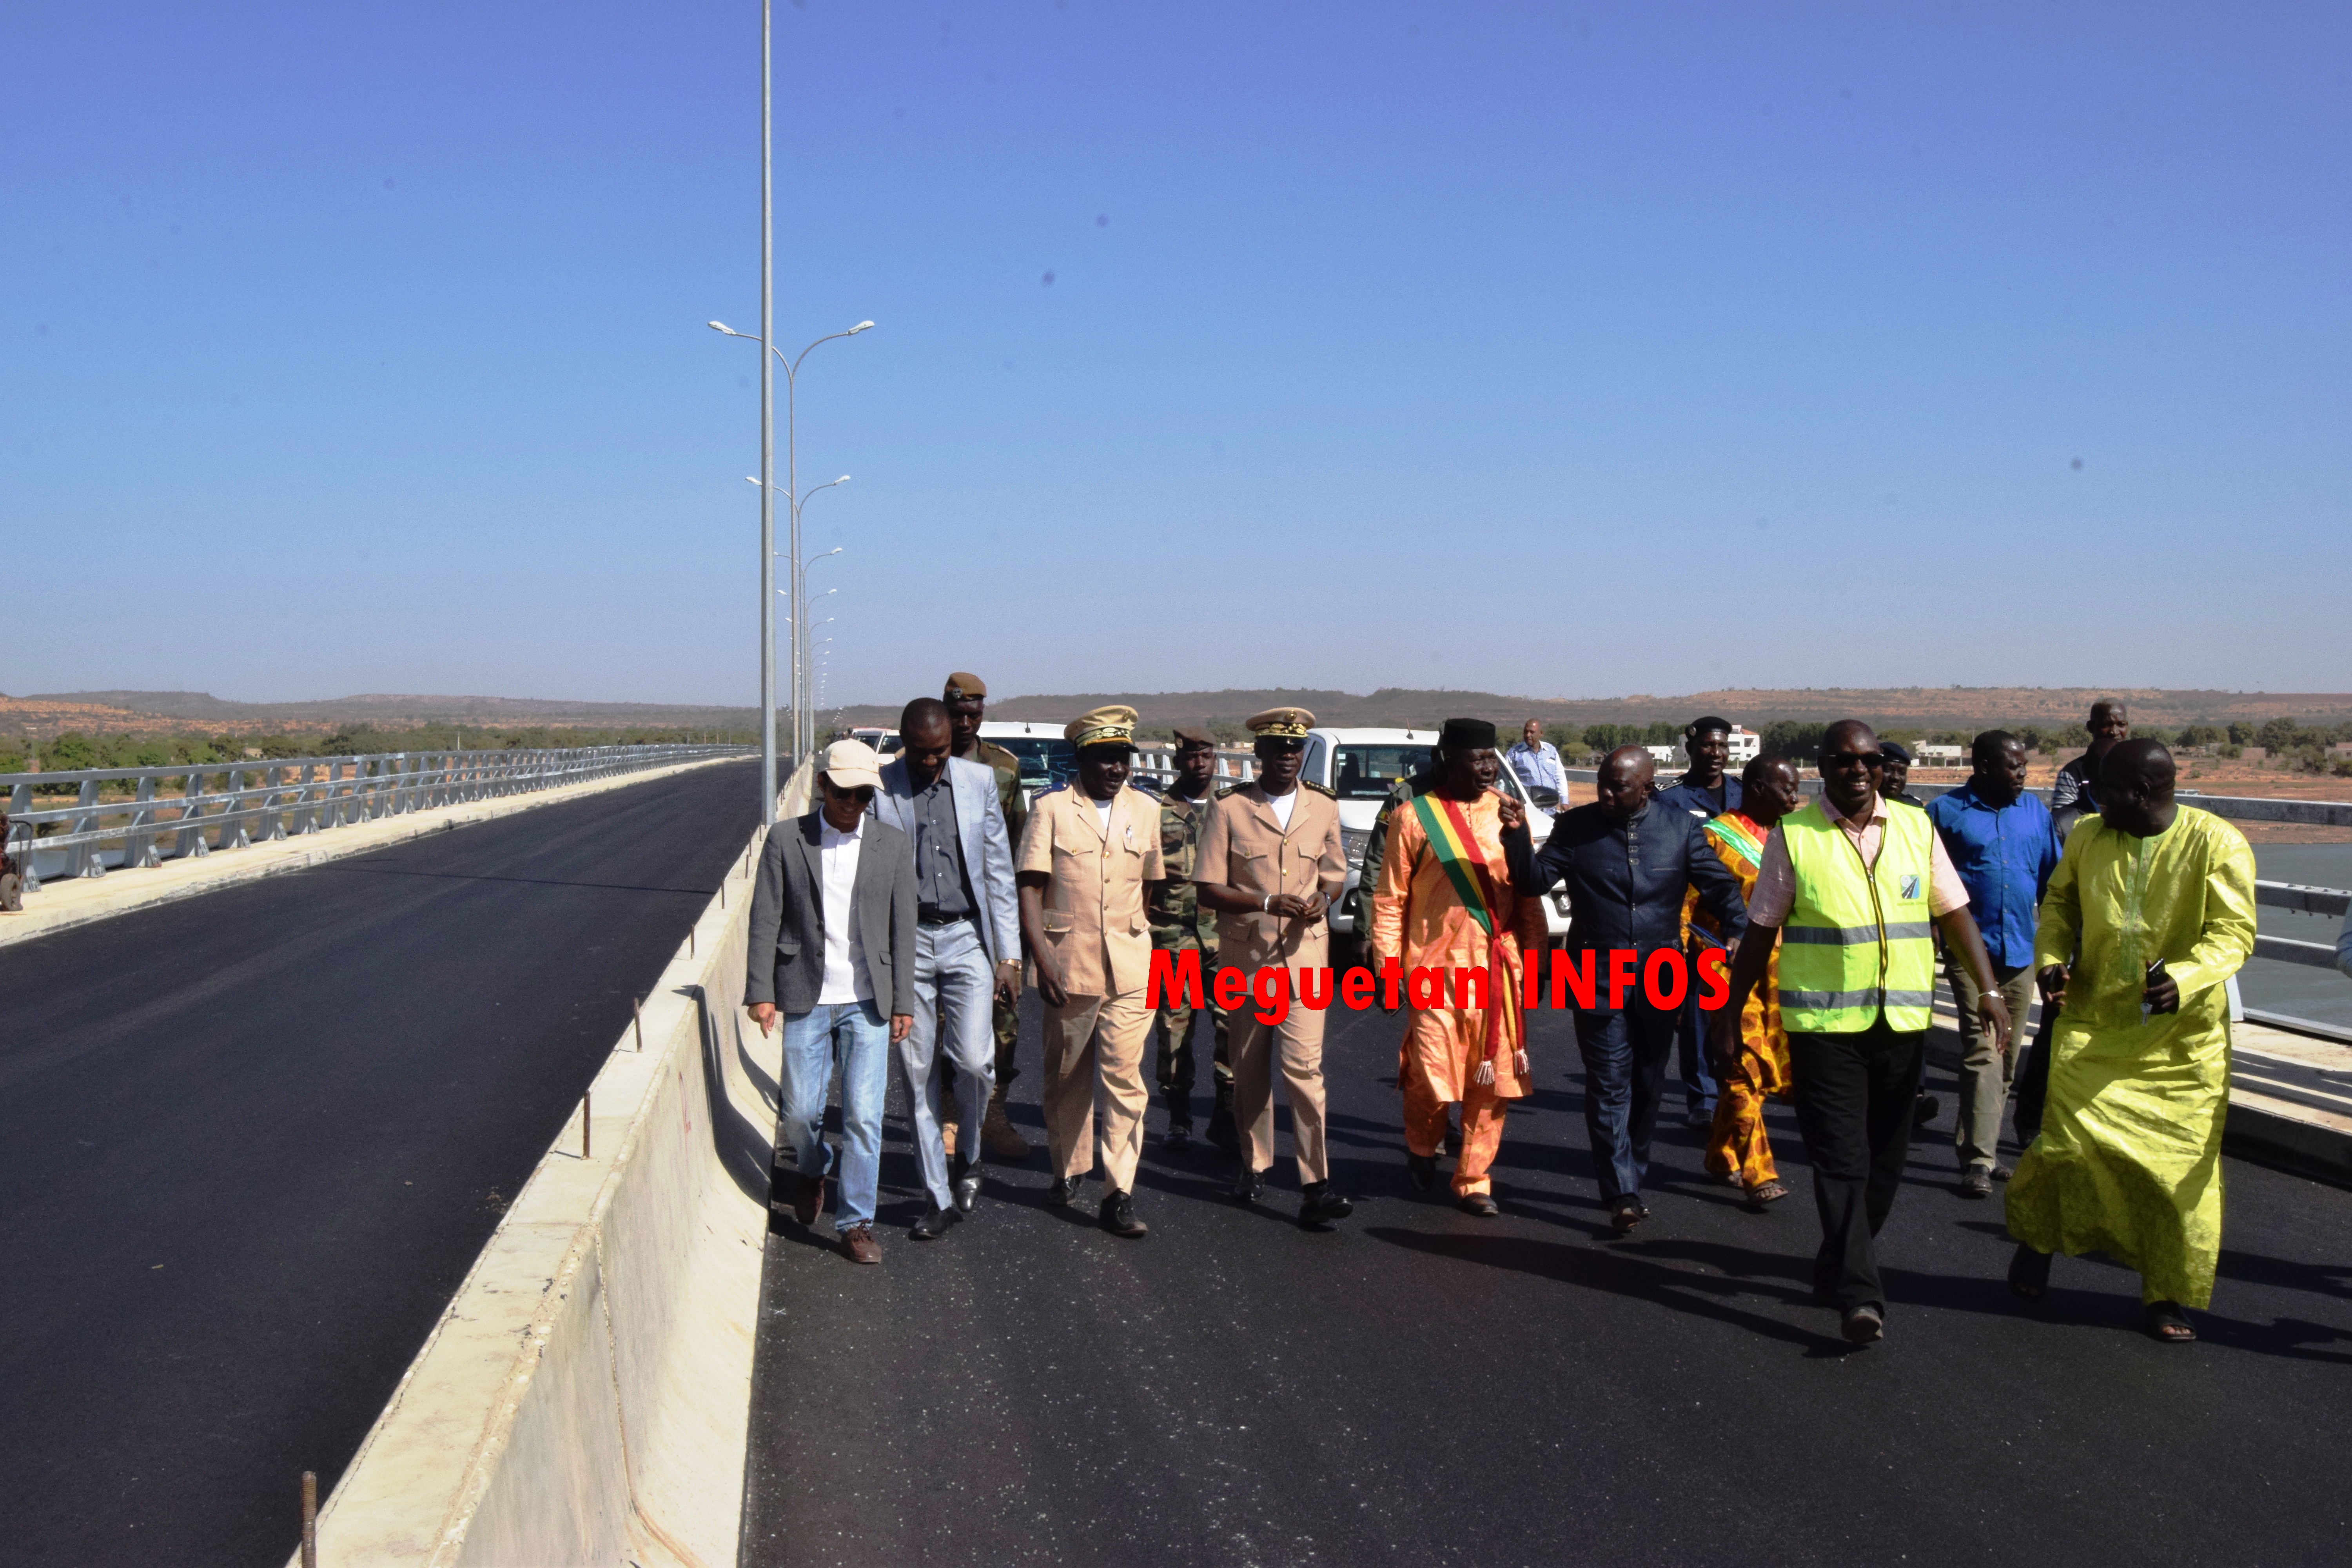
[1301,726,1573,955]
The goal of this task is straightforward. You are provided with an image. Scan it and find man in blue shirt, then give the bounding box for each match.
[1504,719,1564,804]
[1653,717,1742,1126]
[1926,730,2060,1196]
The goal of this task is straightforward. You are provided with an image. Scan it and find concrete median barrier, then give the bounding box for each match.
[297,830,777,1567]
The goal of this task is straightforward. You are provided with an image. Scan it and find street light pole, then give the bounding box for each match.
[758,0,777,820]
[715,324,867,775]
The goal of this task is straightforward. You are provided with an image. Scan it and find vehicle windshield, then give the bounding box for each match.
[1332,744,1434,800]
[989,736,1078,788]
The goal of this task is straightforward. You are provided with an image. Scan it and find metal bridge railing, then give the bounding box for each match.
[1548,767,2352,1024]
[2,745,749,897]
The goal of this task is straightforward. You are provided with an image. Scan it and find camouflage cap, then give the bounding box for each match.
[944,671,987,701]
[1066,704,1140,750]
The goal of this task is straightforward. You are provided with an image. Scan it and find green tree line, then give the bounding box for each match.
[2,724,754,777]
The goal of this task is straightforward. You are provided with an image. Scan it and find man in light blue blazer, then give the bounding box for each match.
[873,697,1024,1236]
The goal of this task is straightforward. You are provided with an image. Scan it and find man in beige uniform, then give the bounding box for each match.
[1017,705,1166,1238]
[1193,707,1356,1230]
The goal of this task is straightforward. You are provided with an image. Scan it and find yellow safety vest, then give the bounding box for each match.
[1777,798,1937,1033]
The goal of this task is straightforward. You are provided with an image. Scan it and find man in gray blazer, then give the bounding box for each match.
[872,698,1023,1237]
[747,739,917,1266]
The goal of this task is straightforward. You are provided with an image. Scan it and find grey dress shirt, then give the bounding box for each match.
[910,768,974,919]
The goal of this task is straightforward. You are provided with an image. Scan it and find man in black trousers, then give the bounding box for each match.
[1502,746,1746,1234]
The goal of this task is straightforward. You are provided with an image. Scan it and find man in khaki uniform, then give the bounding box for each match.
[1016,705,1165,1238]
[944,671,1034,1163]
[1193,707,1356,1231]
[1146,725,1231,1152]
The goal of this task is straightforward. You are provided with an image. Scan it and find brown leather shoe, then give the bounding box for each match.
[981,1087,1031,1162]
[840,1223,882,1265]
[793,1174,827,1228]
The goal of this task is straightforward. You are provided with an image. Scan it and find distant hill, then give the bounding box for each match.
[15,690,759,735]
[978,686,2352,731]
[12,685,2352,743]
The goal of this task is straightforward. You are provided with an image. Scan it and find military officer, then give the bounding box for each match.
[1016,705,1166,1238]
[1146,725,1232,1152]
[943,671,1034,1163]
[1193,707,1355,1230]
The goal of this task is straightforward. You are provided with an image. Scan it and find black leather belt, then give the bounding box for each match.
[918,909,974,926]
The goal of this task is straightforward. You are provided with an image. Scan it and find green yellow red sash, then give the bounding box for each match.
[1704,811,1766,873]
[1408,792,1525,1076]
[1411,793,1498,936]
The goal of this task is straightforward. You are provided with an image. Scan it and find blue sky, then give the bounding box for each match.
[5,2,2347,710]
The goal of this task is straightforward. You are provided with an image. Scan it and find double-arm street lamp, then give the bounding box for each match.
[744,477,853,754]
[713,321,872,800]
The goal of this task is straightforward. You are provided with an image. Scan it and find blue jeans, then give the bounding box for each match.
[898,918,998,1207]
[1677,944,1720,1112]
[1573,1002,1679,1204]
[780,999,892,1230]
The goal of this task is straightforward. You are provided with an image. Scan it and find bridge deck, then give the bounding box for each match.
[744,996,2352,1567]
[0,763,756,1566]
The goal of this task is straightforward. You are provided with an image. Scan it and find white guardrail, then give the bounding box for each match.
[2,746,751,893]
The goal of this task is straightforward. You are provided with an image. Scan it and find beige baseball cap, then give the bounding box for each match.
[819,738,884,791]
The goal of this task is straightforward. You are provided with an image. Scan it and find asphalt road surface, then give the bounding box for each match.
[744,990,2352,1568]
[0,761,757,1567]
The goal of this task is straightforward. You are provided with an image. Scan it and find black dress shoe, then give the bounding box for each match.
[1609,1196,1648,1234]
[1206,1100,1241,1155]
[1298,1181,1354,1230]
[1165,1122,1193,1152]
[1231,1165,1266,1204]
[1457,1192,1500,1218]
[949,1154,980,1214]
[1405,1152,1438,1191]
[1048,1175,1082,1207]
[1842,1303,1886,1344]
[909,1205,960,1240]
[1099,1189,1148,1238]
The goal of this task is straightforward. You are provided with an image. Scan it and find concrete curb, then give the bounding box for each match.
[2222,1098,2352,1188]
[294,829,777,1566]
[0,756,751,949]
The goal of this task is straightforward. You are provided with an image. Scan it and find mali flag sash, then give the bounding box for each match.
[1410,791,1499,935]
[1704,811,1766,874]
[1406,790,1525,1078]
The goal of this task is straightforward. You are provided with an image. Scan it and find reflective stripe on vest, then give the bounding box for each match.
[1777,799,1937,1033]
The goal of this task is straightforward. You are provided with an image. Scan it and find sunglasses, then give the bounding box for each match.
[824,784,877,804]
[1820,752,1885,771]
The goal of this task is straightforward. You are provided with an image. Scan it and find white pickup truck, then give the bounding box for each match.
[976,719,1075,810]
[1302,726,1573,959]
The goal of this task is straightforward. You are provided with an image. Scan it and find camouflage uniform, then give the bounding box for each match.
[974,737,1029,1086]
[0,811,22,913]
[1148,788,1228,1129]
